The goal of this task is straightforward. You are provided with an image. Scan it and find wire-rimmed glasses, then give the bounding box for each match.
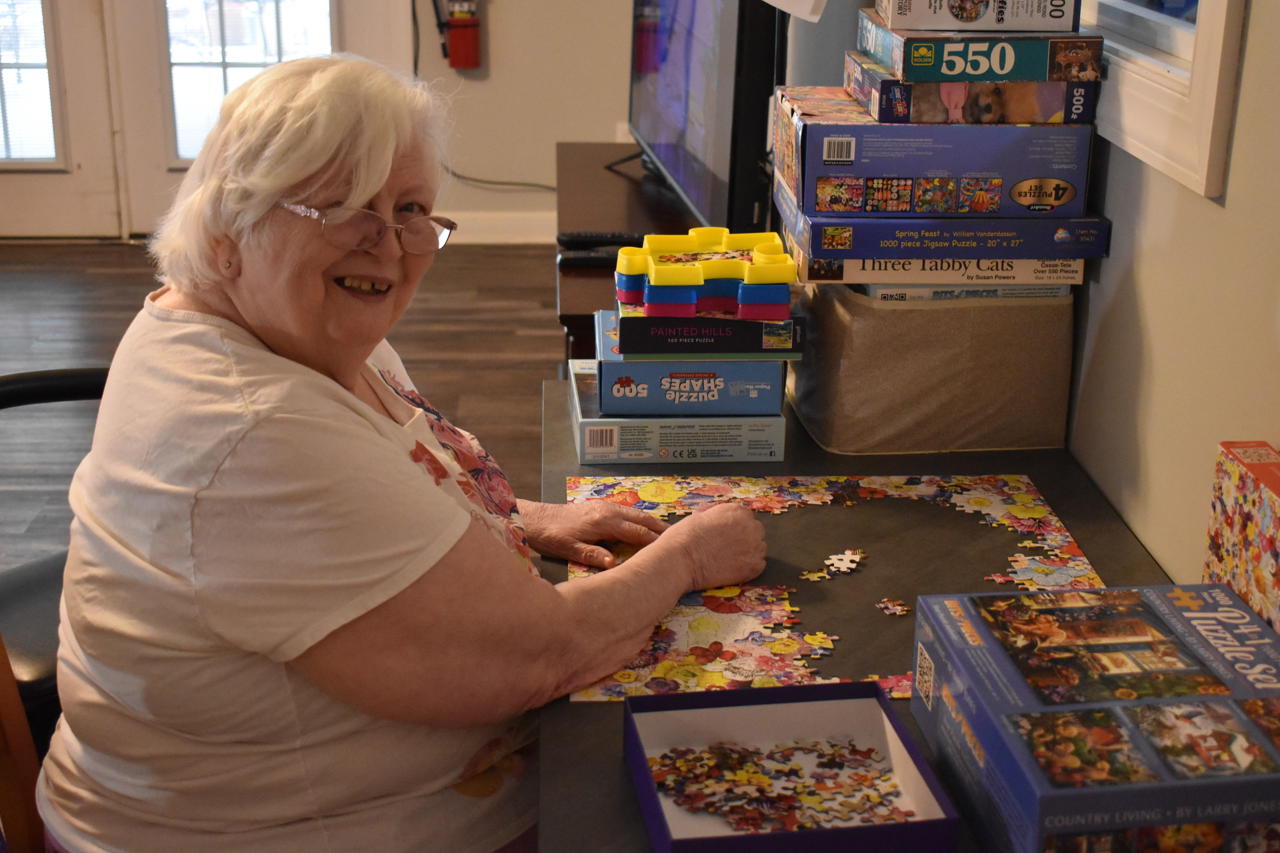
[280,203,456,255]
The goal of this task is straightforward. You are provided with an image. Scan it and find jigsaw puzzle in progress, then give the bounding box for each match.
[564,475,1103,702]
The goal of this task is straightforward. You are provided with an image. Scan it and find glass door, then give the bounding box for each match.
[0,0,409,238]
[0,0,121,236]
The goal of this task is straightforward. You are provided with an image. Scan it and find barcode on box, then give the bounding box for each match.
[823,137,855,164]
[585,426,618,452]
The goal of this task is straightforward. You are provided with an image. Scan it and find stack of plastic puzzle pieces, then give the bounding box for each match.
[613,227,797,320]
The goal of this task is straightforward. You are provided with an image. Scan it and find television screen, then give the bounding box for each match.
[627,0,784,232]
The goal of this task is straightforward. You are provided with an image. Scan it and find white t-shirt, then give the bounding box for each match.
[37,293,538,853]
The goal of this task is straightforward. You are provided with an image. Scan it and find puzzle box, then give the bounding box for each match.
[780,225,1086,285]
[874,0,1082,32]
[843,49,1100,124]
[773,86,1093,219]
[774,178,1111,261]
[625,682,959,851]
[852,283,1071,301]
[614,302,804,360]
[912,585,1280,853]
[594,310,786,417]
[858,8,1100,81]
[1203,441,1280,631]
[568,361,786,465]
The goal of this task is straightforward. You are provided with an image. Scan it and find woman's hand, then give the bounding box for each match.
[517,499,669,568]
[659,502,767,591]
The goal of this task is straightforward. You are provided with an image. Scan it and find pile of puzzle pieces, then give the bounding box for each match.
[648,739,915,832]
[614,227,797,320]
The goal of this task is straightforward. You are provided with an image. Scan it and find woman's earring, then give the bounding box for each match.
[224,259,233,270]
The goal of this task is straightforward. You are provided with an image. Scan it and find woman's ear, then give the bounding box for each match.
[213,239,241,279]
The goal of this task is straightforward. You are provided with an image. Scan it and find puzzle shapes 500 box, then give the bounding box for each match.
[912,585,1280,853]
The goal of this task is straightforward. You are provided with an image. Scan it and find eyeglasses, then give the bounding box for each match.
[280,203,457,255]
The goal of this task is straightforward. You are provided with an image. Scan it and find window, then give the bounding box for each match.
[164,0,331,161]
[0,0,57,163]
[1081,0,1246,197]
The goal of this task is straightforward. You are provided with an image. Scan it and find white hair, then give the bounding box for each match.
[150,54,447,292]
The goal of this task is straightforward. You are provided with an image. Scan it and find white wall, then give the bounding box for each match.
[414,0,632,243]
[1069,0,1280,582]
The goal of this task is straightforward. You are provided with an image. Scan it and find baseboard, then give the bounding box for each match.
[449,210,558,244]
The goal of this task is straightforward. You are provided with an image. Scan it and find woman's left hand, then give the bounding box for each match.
[517,499,669,568]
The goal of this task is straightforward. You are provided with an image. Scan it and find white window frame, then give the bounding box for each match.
[0,0,69,172]
[1081,0,1246,198]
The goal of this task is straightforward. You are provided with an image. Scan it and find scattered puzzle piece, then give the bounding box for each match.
[876,598,912,616]
[984,573,1016,584]
[862,672,913,699]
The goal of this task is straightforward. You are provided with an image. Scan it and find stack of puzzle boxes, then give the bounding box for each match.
[567,227,804,465]
[772,0,1109,454]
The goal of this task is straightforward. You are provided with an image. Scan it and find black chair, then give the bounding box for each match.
[0,368,108,759]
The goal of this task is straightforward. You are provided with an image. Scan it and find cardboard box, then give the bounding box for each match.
[858,8,1100,80]
[874,0,1081,32]
[780,224,1086,284]
[772,86,1094,219]
[595,310,786,417]
[774,177,1111,260]
[1203,441,1280,630]
[624,682,959,851]
[614,302,804,360]
[787,283,1072,453]
[843,49,1100,124]
[568,361,786,464]
[912,585,1280,853]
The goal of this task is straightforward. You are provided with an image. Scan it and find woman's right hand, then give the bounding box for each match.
[660,502,767,591]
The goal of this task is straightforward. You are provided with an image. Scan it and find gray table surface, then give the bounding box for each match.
[535,379,1170,852]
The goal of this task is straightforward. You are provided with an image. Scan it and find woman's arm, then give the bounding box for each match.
[515,498,669,567]
[289,502,764,728]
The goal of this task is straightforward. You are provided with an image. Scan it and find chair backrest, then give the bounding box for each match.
[0,633,43,853]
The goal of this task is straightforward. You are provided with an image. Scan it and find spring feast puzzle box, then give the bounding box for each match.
[772,86,1093,219]
[773,177,1110,261]
[912,585,1280,853]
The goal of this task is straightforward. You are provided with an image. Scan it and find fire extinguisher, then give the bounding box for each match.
[434,1,481,70]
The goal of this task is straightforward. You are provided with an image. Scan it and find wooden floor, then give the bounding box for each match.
[0,242,563,566]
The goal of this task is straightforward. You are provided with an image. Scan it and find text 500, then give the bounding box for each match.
[611,381,649,398]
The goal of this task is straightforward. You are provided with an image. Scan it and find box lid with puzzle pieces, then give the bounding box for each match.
[873,0,1082,32]
[624,682,960,851]
[858,7,1100,81]
[911,584,1280,853]
[772,86,1094,219]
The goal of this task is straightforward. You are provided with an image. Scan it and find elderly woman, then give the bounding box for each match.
[36,56,766,852]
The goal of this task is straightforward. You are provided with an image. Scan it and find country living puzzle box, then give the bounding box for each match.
[912,585,1280,853]
[772,86,1093,218]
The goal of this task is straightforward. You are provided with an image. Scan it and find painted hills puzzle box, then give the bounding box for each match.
[912,584,1280,853]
